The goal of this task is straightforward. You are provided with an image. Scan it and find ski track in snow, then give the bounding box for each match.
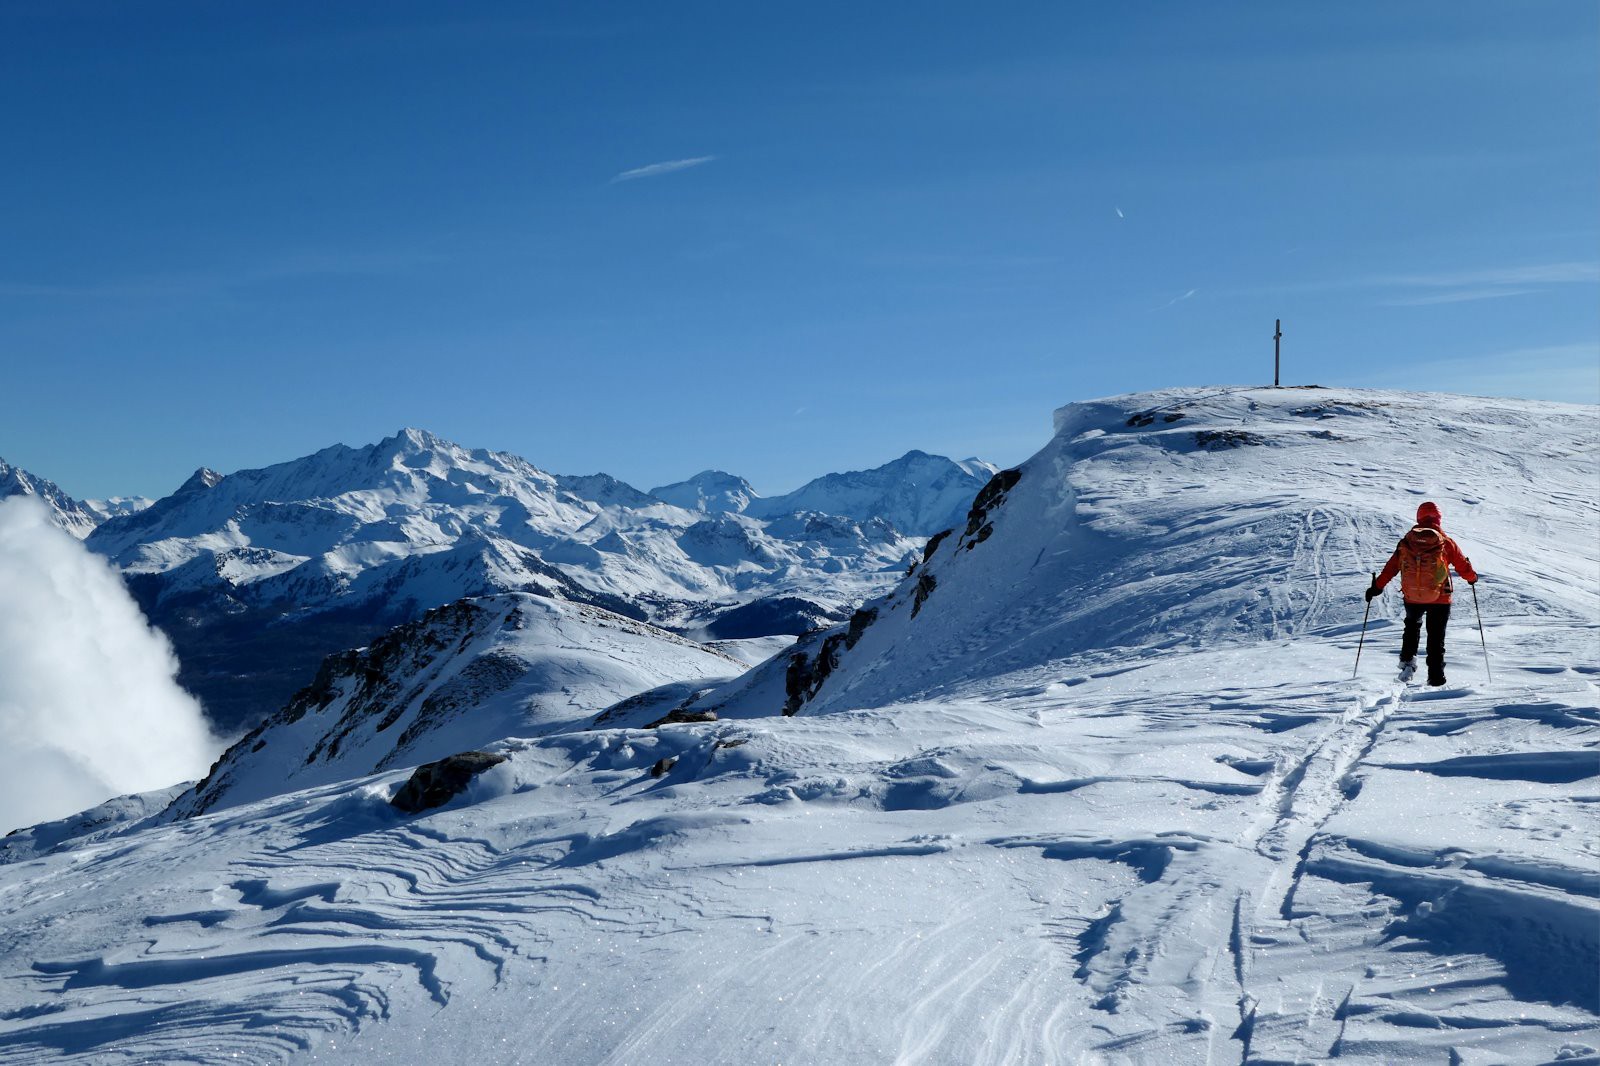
[4,635,1593,1065]
[2,387,1597,1065]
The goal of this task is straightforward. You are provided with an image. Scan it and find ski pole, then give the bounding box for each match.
[1471,581,1491,683]
[1353,571,1375,680]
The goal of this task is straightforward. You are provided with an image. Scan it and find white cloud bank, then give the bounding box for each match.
[0,496,219,834]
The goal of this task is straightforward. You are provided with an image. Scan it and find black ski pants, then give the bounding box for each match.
[1400,601,1451,682]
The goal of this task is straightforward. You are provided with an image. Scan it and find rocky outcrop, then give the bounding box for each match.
[959,468,1022,551]
[390,751,507,814]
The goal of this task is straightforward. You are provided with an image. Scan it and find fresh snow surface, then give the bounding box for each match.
[1,387,1596,1065]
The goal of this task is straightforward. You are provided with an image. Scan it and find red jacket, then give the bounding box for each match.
[1376,525,1477,604]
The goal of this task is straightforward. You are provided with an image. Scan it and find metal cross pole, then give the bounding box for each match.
[1274,319,1282,387]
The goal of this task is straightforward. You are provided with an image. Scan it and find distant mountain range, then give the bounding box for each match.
[7,432,995,732]
[0,458,150,537]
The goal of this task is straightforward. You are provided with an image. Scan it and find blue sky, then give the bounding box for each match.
[3,1,1596,500]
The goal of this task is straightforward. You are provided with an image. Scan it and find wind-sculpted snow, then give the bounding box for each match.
[1,636,1595,1064]
[2,388,1596,1064]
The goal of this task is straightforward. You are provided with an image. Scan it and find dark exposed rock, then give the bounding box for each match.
[644,708,719,729]
[960,468,1022,551]
[1194,429,1268,450]
[390,751,508,814]
[922,528,952,563]
[1126,409,1185,428]
[783,631,848,716]
[774,570,885,718]
[650,757,677,778]
[911,571,938,619]
[845,607,878,649]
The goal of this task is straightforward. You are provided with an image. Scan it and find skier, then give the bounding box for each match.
[1365,501,1478,686]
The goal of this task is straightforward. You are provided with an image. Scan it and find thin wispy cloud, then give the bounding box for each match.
[610,156,716,184]
[1377,262,1600,288]
[1248,261,1600,307]
[1369,261,1597,309]
[1115,207,1125,219]
[1162,288,1198,308]
[1380,287,1536,307]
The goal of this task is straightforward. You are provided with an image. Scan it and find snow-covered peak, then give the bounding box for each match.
[747,449,1000,536]
[0,457,101,538]
[650,470,762,514]
[176,467,224,494]
[390,426,444,451]
[555,472,660,510]
[81,495,154,522]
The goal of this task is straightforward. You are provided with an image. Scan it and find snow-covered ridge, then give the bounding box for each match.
[0,458,103,538]
[166,592,745,819]
[673,386,1600,721]
[651,452,999,537]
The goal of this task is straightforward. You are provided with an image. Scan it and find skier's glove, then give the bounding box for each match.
[1364,583,1380,603]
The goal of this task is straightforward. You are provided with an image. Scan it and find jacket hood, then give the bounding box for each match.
[1406,524,1446,550]
[1416,501,1442,528]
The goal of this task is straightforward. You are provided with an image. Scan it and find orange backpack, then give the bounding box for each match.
[1399,526,1452,603]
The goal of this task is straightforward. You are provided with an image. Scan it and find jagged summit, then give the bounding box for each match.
[391,426,444,449]
[0,457,102,538]
[176,467,224,493]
